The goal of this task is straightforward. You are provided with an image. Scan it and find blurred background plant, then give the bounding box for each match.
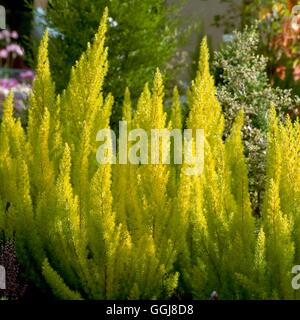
[213,0,300,98]
[39,0,193,110]
[0,0,33,52]
[210,0,300,213]
[0,30,24,69]
[0,29,34,120]
[214,25,300,214]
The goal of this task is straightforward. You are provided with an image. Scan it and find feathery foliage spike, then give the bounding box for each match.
[42,259,83,300]
[2,8,300,301]
[170,86,182,131]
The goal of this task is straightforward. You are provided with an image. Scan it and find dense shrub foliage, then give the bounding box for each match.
[214,26,299,215]
[1,10,300,300]
[44,0,187,98]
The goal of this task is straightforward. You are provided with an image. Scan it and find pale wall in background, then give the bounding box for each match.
[168,0,241,85]
[178,0,241,50]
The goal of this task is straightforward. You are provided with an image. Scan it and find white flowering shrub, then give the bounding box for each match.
[214,26,300,214]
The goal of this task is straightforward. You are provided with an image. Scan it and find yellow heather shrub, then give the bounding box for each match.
[235,108,300,300]
[0,10,178,299]
[181,40,256,299]
[261,108,300,299]
[1,9,300,300]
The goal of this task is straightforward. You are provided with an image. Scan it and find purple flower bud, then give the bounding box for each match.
[0,49,8,59]
[19,70,35,80]
[10,31,19,39]
[16,47,24,56]
[0,78,20,89]
[1,30,10,39]
[6,44,24,56]
[6,44,15,52]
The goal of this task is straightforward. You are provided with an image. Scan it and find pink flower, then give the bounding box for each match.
[10,31,19,39]
[1,30,11,39]
[294,64,300,81]
[0,78,19,89]
[0,49,8,59]
[6,44,16,52]
[19,70,35,80]
[6,44,24,56]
